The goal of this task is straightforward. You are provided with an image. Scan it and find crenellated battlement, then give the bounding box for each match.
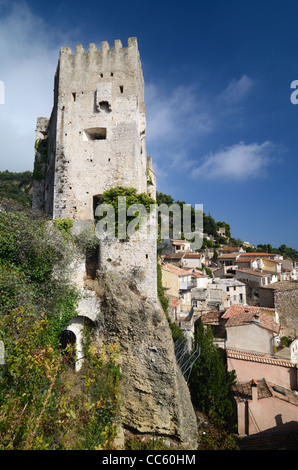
[58,37,142,90]
[60,37,138,56]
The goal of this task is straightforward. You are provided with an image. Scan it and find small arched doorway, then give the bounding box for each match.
[60,329,77,368]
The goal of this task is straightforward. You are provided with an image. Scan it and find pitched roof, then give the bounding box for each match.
[221,246,244,252]
[239,252,281,258]
[236,268,271,277]
[200,311,222,324]
[183,252,203,258]
[166,295,180,307]
[224,312,279,333]
[237,257,260,263]
[171,239,190,245]
[223,304,275,317]
[232,378,298,407]
[183,268,208,278]
[260,280,298,291]
[227,349,297,368]
[232,378,272,403]
[218,253,240,259]
[164,252,202,260]
[161,262,191,277]
[222,304,280,333]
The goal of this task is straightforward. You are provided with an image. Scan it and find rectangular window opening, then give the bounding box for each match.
[83,127,107,141]
[120,85,124,93]
[72,92,76,102]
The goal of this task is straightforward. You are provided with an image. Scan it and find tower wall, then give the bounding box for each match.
[50,37,148,220]
[33,38,157,300]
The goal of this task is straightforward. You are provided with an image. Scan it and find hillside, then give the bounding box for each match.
[0,170,33,207]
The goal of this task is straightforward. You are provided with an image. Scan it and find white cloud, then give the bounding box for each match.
[146,83,214,146]
[145,83,215,181]
[217,74,254,104]
[191,141,276,181]
[0,1,70,171]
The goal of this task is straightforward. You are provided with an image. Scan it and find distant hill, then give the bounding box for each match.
[0,170,33,207]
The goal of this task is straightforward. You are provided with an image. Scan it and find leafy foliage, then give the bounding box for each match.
[33,138,48,181]
[189,322,236,422]
[125,435,168,450]
[0,208,121,449]
[0,170,33,206]
[52,218,74,236]
[156,263,184,342]
[252,243,298,261]
[197,411,239,450]
[0,309,121,450]
[97,186,155,239]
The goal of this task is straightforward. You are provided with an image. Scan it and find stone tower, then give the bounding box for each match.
[33,37,157,300]
[32,39,198,448]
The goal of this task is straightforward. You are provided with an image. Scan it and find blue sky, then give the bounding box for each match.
[0,0,297,249]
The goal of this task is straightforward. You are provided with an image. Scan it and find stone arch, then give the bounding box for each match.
[60,329,77,369]
[63,316,95,372]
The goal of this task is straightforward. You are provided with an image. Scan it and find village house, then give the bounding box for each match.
[258,280,298,338]
[191,285,230,315]
[233,378,298,439]
[238,257,282,276]
[199,311,226,346]
[217,252,241,267]
[235,268,279,305]
[213,264,238,279]
[218,304,298,439]
[169,239,192,253]
[183,268,210,289]
[222,304,280,355]
[280,259,297,281]
[238,252,284,261]
[236,257,260,270]
[163,251,205,269]
[219,245,246,255]
[161,262,192,316]
[210,278,247,306]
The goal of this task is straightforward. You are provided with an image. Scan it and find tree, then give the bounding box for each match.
[215,221,231,239]
[189,322,236,422]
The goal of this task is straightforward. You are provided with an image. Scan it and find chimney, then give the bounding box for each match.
[249,379,259,401]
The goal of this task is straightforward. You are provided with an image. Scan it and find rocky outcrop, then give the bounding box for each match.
[94,271,198,449]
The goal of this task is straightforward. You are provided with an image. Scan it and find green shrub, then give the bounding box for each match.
[0,208,121,450]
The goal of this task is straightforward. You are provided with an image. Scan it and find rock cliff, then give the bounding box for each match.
[92,271,198,449]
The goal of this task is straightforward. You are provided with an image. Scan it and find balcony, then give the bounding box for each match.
[179,281,192,290]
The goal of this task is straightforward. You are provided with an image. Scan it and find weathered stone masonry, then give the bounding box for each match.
[33,37,157,300]
[32,38,198,448]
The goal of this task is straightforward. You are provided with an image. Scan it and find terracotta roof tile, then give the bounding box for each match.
[232,378,272,403]
[221,246,243,252]
[200,312,222,324]
[236,268,270,277]
[161,262,191,277]
[233,378,298,407]
[218,253,240,259]
[261,281,298,291]
[226,348,297,368]
[239,252,280,257]
[222,304,280,333]
[164,252,202,260]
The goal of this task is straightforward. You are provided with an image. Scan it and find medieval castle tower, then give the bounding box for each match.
[33,37,157,301]
[32,39,198,448]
